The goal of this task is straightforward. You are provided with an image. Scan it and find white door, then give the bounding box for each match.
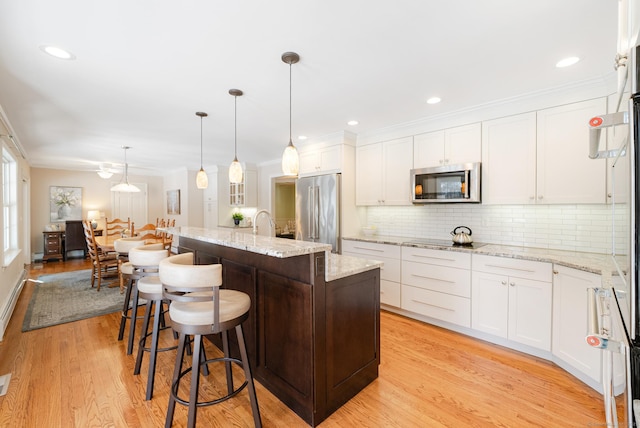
[110,182,148,229]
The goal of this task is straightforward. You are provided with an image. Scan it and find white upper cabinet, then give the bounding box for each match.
[481,112,537,205]
[482,98,608,204]
[356,137,413,206]
[299,144,342,175]
[413,123,481,168]
[536,98,607,204]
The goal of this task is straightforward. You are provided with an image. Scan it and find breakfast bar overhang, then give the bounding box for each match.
[167,227,382,426]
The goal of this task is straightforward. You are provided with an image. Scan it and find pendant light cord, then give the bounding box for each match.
[289,61,293,144]
[234,94,238,160]
[200,115,204,169]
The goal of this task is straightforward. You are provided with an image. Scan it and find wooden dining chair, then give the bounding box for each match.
[105,217,131,238]
[132,222,157,242]
[83,220,120,291]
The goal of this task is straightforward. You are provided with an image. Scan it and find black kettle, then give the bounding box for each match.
[450,226,473,245]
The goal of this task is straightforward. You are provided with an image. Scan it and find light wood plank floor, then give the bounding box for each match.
[0,258,606,427]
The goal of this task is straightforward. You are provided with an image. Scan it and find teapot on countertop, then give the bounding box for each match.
[450,226,473,245]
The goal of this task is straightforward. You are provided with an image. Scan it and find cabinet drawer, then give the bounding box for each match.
[402,246,471,269]
[46,248,60,254]
[472,254,551,282]
[342,240,401,259]
[401,285,470,327]
[402,260,470,298]
[381,279,400,307]
[44,233,59,240]
[344,252,400,282]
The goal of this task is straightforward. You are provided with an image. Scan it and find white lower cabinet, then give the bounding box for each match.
[342,240,401,307]
[401,247,471,327]
[471,255,552,351]
[552,265,602,386]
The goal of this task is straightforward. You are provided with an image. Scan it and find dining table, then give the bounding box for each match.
[94,235,162,253]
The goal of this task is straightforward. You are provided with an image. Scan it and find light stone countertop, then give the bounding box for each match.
[344,235,626,288]
[163,226,383,282]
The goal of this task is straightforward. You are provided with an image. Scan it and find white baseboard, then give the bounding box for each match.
[0,269,27,341]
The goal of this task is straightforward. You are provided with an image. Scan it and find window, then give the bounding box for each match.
[3,146,17,253]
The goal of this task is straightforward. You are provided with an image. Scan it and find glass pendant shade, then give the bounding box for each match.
[281,52,300,177]
[196,168,208,189]
[195,111,208,189]
[229,158,243,184]
[282,141,299,176]
[110,147,140,192]
[228,89,244,184]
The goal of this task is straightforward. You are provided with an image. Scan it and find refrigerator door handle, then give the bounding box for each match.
[314,185,320,239]
[307,186,314,239]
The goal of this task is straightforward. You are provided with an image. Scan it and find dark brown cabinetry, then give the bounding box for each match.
[42,231,64,262]
[178,237,380,426]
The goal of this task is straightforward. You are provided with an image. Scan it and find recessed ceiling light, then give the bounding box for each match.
[426,97,441,105]
[347,120,359,126]
[298,135,307,140]
[556,56,580,68]
[39,45,76,60]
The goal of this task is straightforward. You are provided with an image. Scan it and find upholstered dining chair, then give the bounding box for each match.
[82,220,119,291]
[160,252,261,428]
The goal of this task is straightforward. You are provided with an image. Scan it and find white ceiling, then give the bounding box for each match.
[0,0,620,176]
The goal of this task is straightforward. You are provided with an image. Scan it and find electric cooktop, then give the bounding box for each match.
[404,238,488,249]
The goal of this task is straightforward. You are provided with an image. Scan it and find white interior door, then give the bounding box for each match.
[110,182,148,229]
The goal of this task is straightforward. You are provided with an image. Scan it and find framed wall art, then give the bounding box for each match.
[50,186,82,222]
[167,189,181,215]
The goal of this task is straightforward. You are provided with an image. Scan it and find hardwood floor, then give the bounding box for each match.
[0,259,607,427]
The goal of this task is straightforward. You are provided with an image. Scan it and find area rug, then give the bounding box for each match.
[22,269,124,332]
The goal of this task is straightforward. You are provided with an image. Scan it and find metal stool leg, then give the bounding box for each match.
[134,299,153,376]
[187,334,202,428]
[165,332,187,428]
[236,324,262,427]
[117,277,133,341]
[127,283,140,355]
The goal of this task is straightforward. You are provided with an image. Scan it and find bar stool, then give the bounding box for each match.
[115,238,148,355]
[160,252,261,428]
[132,244,174,400]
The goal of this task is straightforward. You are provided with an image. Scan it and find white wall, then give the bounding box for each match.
[30,168,165,257]
[162,167,204,228]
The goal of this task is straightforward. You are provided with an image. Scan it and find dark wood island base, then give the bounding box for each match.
[178,237,380,426]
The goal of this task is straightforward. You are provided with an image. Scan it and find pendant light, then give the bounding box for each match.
[195,111,209,189]
[281,51,300,176]
[228,89,244,184]
[110,146,140,192]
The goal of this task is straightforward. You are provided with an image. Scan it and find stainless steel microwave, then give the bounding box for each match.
[411,162,481,203]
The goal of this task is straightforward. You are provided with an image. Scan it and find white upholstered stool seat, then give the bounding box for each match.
[129,244,172,401]
[169,290,250,327]
[116,239,153,353]
[160,252,261,428]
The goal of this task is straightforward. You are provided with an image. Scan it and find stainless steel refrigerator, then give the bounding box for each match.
[295,173,341,253]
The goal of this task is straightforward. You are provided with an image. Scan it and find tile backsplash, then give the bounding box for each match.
[364,204,627,255]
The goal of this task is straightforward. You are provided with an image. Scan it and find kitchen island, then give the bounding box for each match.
[165,227,382,426]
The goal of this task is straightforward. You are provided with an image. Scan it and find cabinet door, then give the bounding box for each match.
[298,149,318,175]
[537,98,607,204]
[445,123,481,165]
[471,271,509,338]
[381,137,413,205]
[413,130,445,168]
[481,112,537,204]
[508,277,552,351]
[356,143,383,205]
[552,265,601,383]
[320,145,341,172]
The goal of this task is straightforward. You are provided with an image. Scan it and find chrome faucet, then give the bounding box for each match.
[252,209,275,235]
